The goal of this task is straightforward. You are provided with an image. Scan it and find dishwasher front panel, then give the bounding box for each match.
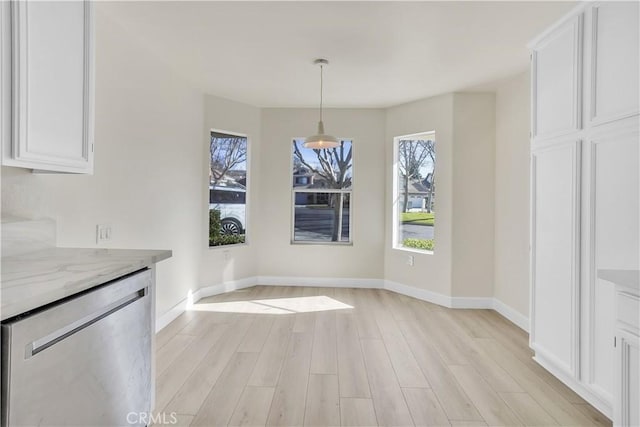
[1,268,153,427]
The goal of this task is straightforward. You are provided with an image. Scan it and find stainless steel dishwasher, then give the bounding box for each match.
[1,268,153,427]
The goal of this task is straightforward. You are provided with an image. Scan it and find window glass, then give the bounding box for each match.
[394,133,436,252]
[292,138,353,243]
[209,131,248,246]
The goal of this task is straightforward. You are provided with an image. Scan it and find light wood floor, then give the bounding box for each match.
[154,286,611,427]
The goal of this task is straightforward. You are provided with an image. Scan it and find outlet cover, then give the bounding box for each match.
[406,255,414,266]
[96,224,112,244]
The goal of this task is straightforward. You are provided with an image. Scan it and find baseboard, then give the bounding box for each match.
[197,276,257,299]
[155,276,530,335]
[492,298,530,332]
[256,275,384,289]
[383,280,453,307]
[156,294,192,333]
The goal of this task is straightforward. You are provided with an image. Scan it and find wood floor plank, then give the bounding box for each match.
[475,338,598,426]
[375,312,430,388]
[310,311,338,374]
[360,339,414,427]
[397,320,483,422]
[449,365,523,426]
[238,315,275,353]
[156,310,198,350]
[304,374,341,426]
[229,386,276,427]
[336,315,371,398]
[155,322,229,411]
[434,311,523,393]
[191,352,259,426]
[267,332,314,426]
[402,387,450,427]
[164,316,253,414]
[293,312,317,333]
[156,333,195,376]
[499,392,558,426]
[340,398,379,427]
[151,413,194,427]
[572,404,612,427]
[247,316,294,387]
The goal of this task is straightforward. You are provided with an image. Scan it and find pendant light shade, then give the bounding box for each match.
[304,59,340,149]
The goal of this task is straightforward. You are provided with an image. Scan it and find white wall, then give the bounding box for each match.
[451,93,496,298]
[200,95,262,288]
[257,108,386,280]
[384,94,454,295]
[493,71,531,317]
[1,6,204,317]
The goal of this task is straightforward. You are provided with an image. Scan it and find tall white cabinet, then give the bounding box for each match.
[530,1,639,421]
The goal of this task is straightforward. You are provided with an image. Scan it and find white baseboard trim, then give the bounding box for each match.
[156,295,192,333]
[256,275,385,289]
[155,276,530,335]
[492,298,530,332]
[196,276,257,299]
[383,280,454,307]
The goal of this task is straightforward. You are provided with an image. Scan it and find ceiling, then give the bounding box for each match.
[99,1,576,108]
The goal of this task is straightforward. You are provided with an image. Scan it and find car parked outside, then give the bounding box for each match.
[209,185,246,235]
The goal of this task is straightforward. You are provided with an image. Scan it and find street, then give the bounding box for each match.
[400,223,434,240]
[294,206,350,241]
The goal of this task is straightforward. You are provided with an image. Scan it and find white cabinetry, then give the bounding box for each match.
[530,1,639,420]
[0,0,94,174]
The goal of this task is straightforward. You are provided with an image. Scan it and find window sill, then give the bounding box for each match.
[291,240,353,246]
[208,242,249,250]
[393,246,434,255]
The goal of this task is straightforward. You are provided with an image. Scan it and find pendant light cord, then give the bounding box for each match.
[319,64,324,123]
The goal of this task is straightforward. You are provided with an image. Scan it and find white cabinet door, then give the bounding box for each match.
[2,0,94,173]
[532,15,583,140]
[531,140,581,377]
[588,2,639,126]
[588,124,640,404]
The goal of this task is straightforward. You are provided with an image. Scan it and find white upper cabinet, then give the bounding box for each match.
[588,2,639,126]
[1,0,94,174]
[531,14,582,140]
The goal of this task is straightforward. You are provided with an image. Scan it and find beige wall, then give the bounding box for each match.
[200,95,262,287]
[384,94,454,295]
[257,108,386,279]
[1,7,204,317]
[451,93,496,298]
[493,71,531,317]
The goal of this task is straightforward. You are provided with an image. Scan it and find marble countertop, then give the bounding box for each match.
[1,247,172,321]
[598,269,640,290]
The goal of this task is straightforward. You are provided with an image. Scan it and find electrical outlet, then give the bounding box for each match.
[96,224,112,244]
[223,250,230,261]
[406,255,414,266]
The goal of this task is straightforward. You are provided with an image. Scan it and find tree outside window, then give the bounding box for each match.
[291,138,353,243]
[394,132,436,252]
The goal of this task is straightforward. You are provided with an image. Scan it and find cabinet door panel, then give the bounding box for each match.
[531,141,580,376]
[589,127,639,402]
[533,15,582,139]
[11,0,93,173]
[590,2,640,125]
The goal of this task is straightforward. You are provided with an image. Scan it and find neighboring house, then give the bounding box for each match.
[403,174,435,211]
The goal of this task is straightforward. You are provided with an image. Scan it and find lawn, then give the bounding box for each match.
[401,212,435,226]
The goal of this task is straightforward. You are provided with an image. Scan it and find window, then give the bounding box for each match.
[393,132,436,252]
[291,138,353,243]
[209,131,248,247]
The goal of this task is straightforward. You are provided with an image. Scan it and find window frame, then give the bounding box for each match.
[208,128,250,249]
[290,138,354,246]
[392,131,436,254]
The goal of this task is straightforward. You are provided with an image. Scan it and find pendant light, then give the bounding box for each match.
[304,58,340,149]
